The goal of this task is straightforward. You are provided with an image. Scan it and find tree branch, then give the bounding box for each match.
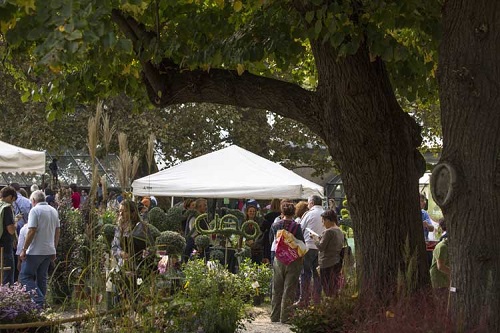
[111,9,320,130]
[111,9,165,97]
[153,66,318,128]
[111,9,155,46]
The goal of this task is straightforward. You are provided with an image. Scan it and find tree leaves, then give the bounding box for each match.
[16,0,36,14]
[233,0,243,12]
[66,30,83,41]
[2,0,442,153]
[236,63,245,75]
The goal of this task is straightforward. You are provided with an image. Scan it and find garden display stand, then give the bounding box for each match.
[194,213,261,268]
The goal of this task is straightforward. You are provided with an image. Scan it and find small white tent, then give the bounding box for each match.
[132,145,324,199]
[0,140,46,174]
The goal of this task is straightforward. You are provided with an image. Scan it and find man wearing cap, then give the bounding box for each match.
[1,186,17,285]
[19,190,60,307]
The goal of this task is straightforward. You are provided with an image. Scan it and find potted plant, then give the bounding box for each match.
[148,223,161,242]
[148,207,169,232]
[155,231,186,256]
[209,248,225,264]
[194,234,211,257]
[165,206,184,232]
[237,258,273,305]
[101,223,116,245]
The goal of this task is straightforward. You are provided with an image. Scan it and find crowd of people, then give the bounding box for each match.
[264,196,345,323]
[0,186,348,317]
[0,180,121,308]
[0,184,60,307]
[0,181,450,316]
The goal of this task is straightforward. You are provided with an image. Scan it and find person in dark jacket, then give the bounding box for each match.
[1,186,17,285]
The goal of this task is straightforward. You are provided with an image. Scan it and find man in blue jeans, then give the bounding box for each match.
[19,190,60,308]
[296,195,325,306]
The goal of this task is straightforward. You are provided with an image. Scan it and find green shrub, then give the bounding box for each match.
[154,259,251,333]
[101,223,116,245]
[101,210,117,225]
[195,234,211,251]
[147,223,161,241]
[225,208,245,224]
[156,231,186,255]
[165,206,183,232]
[148,207,169,232]
[290,296,356,333]
[237,258,273,298]
[52,207,88,302]
[209,248,225,262]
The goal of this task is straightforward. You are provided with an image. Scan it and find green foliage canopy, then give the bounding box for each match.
[1,0,443,173]
[1,0,441,120]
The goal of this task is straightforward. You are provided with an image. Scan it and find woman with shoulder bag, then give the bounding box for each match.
[311,209,345,298]
[269,201,305,324]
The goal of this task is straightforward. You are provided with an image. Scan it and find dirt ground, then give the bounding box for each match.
[56,303,293,333]
[243,304,293,333]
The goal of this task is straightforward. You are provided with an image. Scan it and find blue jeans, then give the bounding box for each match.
[1,248,15,285]
[299,249,321,304]
[20,255,52,307]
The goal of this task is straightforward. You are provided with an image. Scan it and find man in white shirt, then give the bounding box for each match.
[19,190,60,307]
[16,223,29,274]
[296,195,325,306]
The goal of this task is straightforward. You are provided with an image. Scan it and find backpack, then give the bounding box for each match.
[275,221,308,265]
[0,201,12,238]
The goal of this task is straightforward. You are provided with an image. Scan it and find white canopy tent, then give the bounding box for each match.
[132,145,324,199]
[0,140,46,174]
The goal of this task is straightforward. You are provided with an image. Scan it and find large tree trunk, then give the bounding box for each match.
[311,41,430,296]
[437,1,500,331]
[113,8,430,299]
